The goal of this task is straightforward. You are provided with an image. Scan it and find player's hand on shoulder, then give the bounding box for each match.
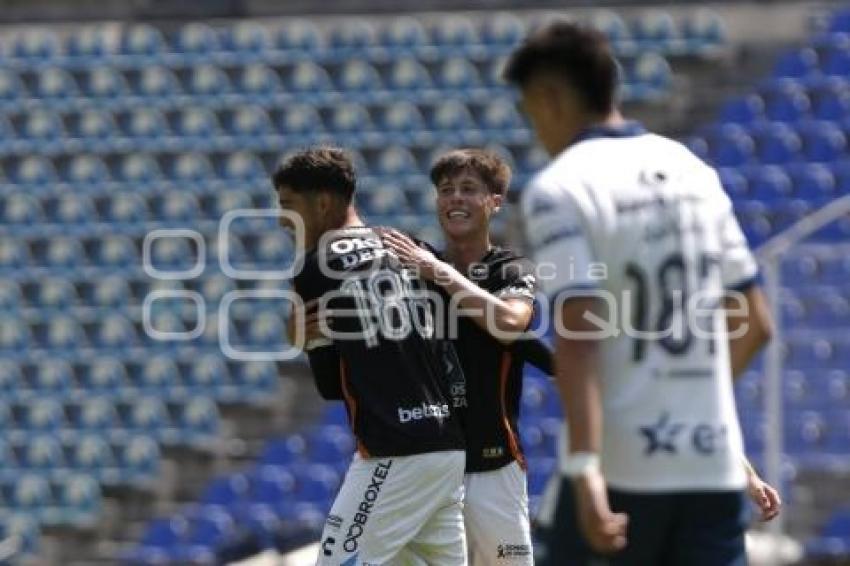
[378,227,442,281]
[573,469,628,554]
[746,466,782,522]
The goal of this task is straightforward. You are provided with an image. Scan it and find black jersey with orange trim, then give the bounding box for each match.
[450,247,539,473]
[294,227,465,458]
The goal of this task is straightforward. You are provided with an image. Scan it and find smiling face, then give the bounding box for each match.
[435,169,503,241]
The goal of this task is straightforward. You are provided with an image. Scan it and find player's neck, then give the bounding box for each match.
[445,232,492,272]
[341,206,365,229]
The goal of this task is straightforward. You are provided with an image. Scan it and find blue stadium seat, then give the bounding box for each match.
[275,20,323,52]
[518,145,551,175]
[179,397,220,438]
[631,53,673,93]
[26,399,67,432]
[822,45,850,77]
[289,61,333,94]
[387,58,433,91]
[176,23,220,55]
[753,123,802,164]
[749,166,794,200]
[53,194,96,224]
[588,11,631,46]
[91,276,131,308]
[337,60,383,93]
[202,472,250,507]
[380,101,426,135]
[120,24,166,57]
[84,67,130,99]
[238,361,277,396]
[481,99,524,130]
[170,153,215,183]
[106,193,149,223]
[37,278,77,310]
[140,356,181,392]
[704,124,754,167]
[80,358,127,395]
[221,151,265,181]
[187,63,231,97]
[280,103,324,136]
[66,155,111,185]
[74,109,117,141]
[633,10,680,51]
[229,105,274,138]
[0,70,25,102]
[95,314,138,349]
[121,435,161,480]
[359,184,409,216]
[11,474,50,511]
[0,320,31,351]
[246,311,286,347]
[95,235,137,267]
[136,66,182,98]
[175,108,222,139]
[72,434,114,474]
[23,435,64,471]
[718,95,765,125]
[682,8,727,49]
[124,108,169,141]
[224,22,272,54]
[811,78,850,121]
[188,354,228,394]
[799,121,847,162]
[2,193,43,225]
[119,154,163,185]
[44,315,85,350]
[212,189,253,218]
[330,102,373,134]
[13,29,60,60]
[329,19,377,50]
[437,57,481,90]
[35,68,78,100]
[482,13,526,46]
[375,146,418,176]
[128,397,170,434]
[380,17,428,49]
[773,47,819,79]
[717,167,750,199]
[431,100,476,131]
[829,8,850,33]
[238,64,282,100]
[57,474,101,524]
[432,16,479,47]
[762,82,811,122]
[76,397,120,431]
[23,109,65,141]
[66,28,108,59]
[44,237,85,268]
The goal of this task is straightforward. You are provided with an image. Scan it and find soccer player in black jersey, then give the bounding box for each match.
[273,147,468,565]
[381,149,548,565]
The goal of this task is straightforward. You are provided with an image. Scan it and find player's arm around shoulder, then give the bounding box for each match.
[379,228,533,343]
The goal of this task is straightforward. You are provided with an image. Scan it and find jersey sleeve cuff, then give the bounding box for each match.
[726,272,761,292]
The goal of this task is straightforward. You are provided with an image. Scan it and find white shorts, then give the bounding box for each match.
[317,450,467,566]
[463,461,533,566]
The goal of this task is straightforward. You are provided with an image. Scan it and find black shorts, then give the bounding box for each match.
[535,477,750,566]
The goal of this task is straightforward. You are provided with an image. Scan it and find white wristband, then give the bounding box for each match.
[561,451,601,478]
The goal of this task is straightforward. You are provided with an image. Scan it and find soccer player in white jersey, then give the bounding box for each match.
[503,22,781,564]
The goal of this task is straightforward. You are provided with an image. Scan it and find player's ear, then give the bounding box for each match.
[491,193,504,212]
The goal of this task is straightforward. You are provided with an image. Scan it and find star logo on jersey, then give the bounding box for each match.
[639,412,685,455]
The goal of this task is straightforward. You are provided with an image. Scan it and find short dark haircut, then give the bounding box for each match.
[430,148,511,197]
[503,21,618,115]
[271,147,356,203]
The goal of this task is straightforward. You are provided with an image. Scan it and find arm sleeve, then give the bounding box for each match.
[494,257,538,302]
[513,336,555,376]
[306,344,344,400]
[521,178,600,304]
[717,193,759,291]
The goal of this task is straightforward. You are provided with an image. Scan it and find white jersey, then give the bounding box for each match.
[521,124,756,492]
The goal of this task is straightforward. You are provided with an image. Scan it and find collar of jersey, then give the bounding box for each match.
[571,120,647,147]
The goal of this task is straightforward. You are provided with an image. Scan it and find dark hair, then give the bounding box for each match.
[271,147,356,203]
[502,21,618,115]
[430,148,512,197]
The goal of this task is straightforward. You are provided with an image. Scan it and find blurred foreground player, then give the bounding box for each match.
[504,22,780,565]
[274,147,468,565]
[382,149,552,565]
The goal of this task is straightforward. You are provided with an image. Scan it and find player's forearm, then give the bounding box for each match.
[434,262,531,340]
[725,287,774,379]
[557,337,603,453]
